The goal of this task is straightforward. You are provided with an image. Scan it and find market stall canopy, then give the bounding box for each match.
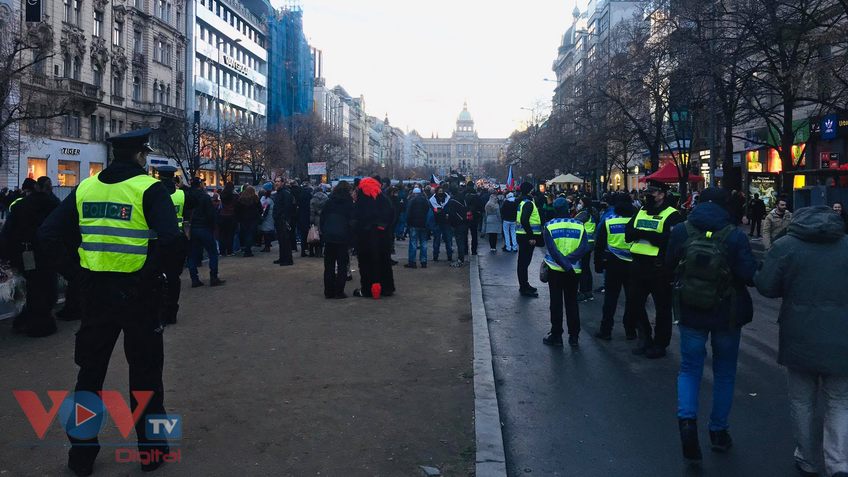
[638,163,705,183]
[546,173,583,185]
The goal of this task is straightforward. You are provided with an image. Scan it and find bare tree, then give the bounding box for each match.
[156,117,214,178]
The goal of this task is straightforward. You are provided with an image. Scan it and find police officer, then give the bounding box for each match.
[542,197,589,347]
[575,196,599,302]
[157,166,197,324]
[38,129,180,475]
[593,193,637,340]
[8,177,36,213]
[625,179,683,358]
[516,181,542,297]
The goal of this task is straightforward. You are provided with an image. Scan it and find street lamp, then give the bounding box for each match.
[216,38,241,184]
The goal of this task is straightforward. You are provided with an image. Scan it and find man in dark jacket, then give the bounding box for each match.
[666,187,758,464]
[0,177,59,336]
[593,194,636,340]
[755,206,848,477]
[272,177,294,266]
[296,184,313,257]
[517,182,541,296]
[465,183,483,255]
[447,187,469,267]
[500,192,519,252]
[748,194,766,238]
[320,181,355,298]
[289,182,302,252]
[405,187,430,268]
[187,178,225,287]
[430,187,452,261]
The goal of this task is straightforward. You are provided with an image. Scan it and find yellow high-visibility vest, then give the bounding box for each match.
[516,199,541,234]
[543,218,584,273]
[630,206,676,257]
[605,215,633,262]
[76,173,159,273]
[170,189,185,230]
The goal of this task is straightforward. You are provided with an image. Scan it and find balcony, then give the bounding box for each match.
[111,95,124,106]
[130,100,183,118]
[132,52,145,66]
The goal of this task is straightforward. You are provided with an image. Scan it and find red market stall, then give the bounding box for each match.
[638,163,705,184]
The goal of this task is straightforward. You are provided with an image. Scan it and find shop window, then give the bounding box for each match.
[768,149,782,173]
[746,150,762,173]
[58,160,81,186]
[89,162,104,178]
[27,158,47,179]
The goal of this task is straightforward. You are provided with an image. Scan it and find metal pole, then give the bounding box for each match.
[217,44,221,186]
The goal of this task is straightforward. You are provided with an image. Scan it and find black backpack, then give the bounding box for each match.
[674,222,735,311]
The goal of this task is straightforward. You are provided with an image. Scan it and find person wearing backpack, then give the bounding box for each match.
[665,187,758,465]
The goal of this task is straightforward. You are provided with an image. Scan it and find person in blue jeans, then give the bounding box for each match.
[186,177,226,287]
[665,187,758,465]
[404,187,430,268]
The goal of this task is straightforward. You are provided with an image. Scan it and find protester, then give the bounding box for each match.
[188,177,225,287]
[501,192,518,252]
[748,193,766,238]
[353,178,395,298]
[465,183,483,255]
[218,182,238,256]
[320,181,356,299]
[430,187,452,262]
[236,186,262,257]
[272,177,295,266]
[755,206,848,477]
[298,184,314,257]
[310,184,329,258]
[447,187,469,267]
[405,187,430,268]
[762,198,792,250]
[484,192,502,252]
[666,187,758,464]
[258,187,275,253]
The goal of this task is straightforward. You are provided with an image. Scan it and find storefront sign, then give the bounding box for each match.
[61,148,81,156]
[749,176,778,210]
[25,0,42,22]
[222,54,249,77]
[821,152,831,169]
[307,162,327,176]
[822,114,837,140]
[192,111,201,164]
[732,153,742,166]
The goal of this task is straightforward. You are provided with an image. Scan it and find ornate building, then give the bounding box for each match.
[413,102,508,177]
[9,0,189,189]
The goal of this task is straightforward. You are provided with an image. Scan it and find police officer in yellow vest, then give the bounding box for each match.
[593,193,637,341]
[625,179,683,359]
[38,129,180,475]
[157,165,196,326]
[516,182,542,297]
[7,177,36,216]
[542,197,589,347]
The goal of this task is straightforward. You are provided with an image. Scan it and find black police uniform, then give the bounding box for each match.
[38,129,180,474]
[157,166,196,325]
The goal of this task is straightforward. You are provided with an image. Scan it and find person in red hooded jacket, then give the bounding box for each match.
[353,178,395,298]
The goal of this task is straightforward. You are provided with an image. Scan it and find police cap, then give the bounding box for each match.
[106,128,155,153]
[157,165,178,178]
[644,179,669,193]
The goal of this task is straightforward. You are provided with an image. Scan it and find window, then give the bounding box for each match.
[134,0,142,9]
[176,10,181,29]
[134,30,142,54]
[93,66,102,88]
[112,71,122,96]
[200,27,205,41]
[175,48,182,72]
[73,57,81,80]
[93,11,103,37]
[73,0,81,26]
[132,76,141,100]
[175,89,180,108]
[63,0,71,22]
[89,115,97,139]
[166,2,171,22]
[165,44,172,65]
[58,160,80,186]
[111,118,117,133]
[33,51,45,75]
[113,21,123,46]
[166,85,171,106]
[99,116,105,140]
[63,53,71,78]
[89,162,103,178]
[118,120,124,133]
[63,112,80,137]
[152,80,158,102]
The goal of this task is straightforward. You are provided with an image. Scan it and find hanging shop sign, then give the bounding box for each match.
[61,148,81,156]
[822,114,837,140]
[746,150,762,172]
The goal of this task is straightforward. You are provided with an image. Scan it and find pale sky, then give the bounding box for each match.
[272,0,578,139]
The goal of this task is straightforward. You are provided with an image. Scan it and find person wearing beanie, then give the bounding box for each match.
[666,186,758,464]
[405,187,430,268]
[516,182,541,296]
[7,177,36,213]
[593,193,637,341]
[541,197,589,347]
[501,192,518,251]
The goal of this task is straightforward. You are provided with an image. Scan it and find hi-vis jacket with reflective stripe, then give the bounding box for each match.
[543,218,586,273]
[76,173,160,273]
[516,199,541,234]
[630,206,676,257]
[170,189,185,230]
[605,214,633,262]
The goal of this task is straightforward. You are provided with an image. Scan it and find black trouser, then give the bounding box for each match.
[289,217,299,251]
[488,233,498,249]
[323,243,349,297]
[299,223,310,255]
[275,217,293,264]
[58,274,82,320]
[516,234,535,289]
[467,218,479,254]
[749,219,762,236]
[579,248,593,294]
[261,231,274,250]
[357,225,395,297]
[68,273,167,467]
[626,272,674,348]
[218,215,236,255]
[600,263,634,334]
[548,268,580,337]
[240,220,259,255]
[20,265,58,335]
[452,224,468,262]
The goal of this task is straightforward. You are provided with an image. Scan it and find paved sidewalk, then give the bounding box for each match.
[0,241,474,476]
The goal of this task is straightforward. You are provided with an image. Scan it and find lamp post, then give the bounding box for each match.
[216,38,241,185]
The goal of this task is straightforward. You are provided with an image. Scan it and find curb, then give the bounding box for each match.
[470,255,508,477]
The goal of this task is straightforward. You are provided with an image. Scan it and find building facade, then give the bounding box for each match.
[7,0,189,189]
[416,102,508,177]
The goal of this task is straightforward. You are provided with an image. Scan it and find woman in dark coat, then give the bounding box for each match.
[218,182,238,255]
[353,178,395,299]
[235,186,262,257]
[320,181,355,298]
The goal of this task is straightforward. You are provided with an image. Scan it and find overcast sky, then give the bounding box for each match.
[270,0,578,139]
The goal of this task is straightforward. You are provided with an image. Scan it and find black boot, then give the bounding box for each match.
[709,429,733,453]
[679,418,703,464]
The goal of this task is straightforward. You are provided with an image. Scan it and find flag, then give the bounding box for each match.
[430,173,439,188]
[506,166,514,191]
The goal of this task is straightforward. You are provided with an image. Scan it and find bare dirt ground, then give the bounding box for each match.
[0,241,474,476]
